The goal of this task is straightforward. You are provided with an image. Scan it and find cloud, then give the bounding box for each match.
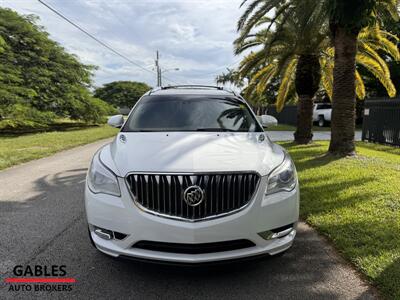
[0,0,244,87]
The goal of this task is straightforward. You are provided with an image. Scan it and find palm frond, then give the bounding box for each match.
[356,53,397,97]
[239,50,267,77]
[236,0,288,45]
[254,63,278,94]
[376,0,400,21]
[276,59,297,112]
[358,42,391,76]
[355,70,366,99]
[237,0,264,31]
[319,56,334,99]
[359,25,400,61]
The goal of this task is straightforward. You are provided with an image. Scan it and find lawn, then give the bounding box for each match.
[280,141,400,299]
[0,125,119,170]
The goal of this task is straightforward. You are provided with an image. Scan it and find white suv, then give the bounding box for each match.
[85,86,299,264]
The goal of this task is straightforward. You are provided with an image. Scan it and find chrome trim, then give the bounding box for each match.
[125,170,262,176]
[271,228,293,239]
[124,171,261,223]
[183,185,204,207]
[94,229,112,240]
[258,224,296,240]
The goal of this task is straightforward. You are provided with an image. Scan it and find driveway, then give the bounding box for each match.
[0,139,376,299]
[267,130,362,142]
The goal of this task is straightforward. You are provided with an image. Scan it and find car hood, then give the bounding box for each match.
[99,132,285,177]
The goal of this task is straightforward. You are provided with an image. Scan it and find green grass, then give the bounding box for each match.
[265,124,297,131]
[0,118,101,134]
[0,125,119,170]
[280,141,400,299]
[265,124,331,131]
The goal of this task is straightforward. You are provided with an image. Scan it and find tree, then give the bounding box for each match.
[245,1,327,144]
[320,24,399,100]
[237,0,399,149]
[327,0,399,155]
[363,14,400,98]
[216,68,246,88]
[94,81,151,108]
[215,68,279,114]
[0,8,113,126]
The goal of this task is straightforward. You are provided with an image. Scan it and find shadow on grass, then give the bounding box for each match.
[0,122,100,137]
[278,141,324,148]
[299,176,375,218]
[375,258,400,299]
[282,142,400,298]
[313,220,400,299]
[356,141,400,155]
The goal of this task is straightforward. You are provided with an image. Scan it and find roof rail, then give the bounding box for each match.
[148,86,162,95]
[161,85,224,91]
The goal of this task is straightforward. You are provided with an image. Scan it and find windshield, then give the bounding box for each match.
[122,95,263,133]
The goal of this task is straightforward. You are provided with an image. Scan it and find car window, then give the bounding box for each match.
[122,95,263,133]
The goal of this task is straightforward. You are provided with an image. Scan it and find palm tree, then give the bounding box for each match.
[327,0,399,155]
[237,0,399,149]
[215,68,271,114]
[215,68,245,88]
[320,24,399,100]
[237,0,329,144]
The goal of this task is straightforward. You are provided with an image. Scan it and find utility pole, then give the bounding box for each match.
[155,50,161,87]
[155,50,179,87]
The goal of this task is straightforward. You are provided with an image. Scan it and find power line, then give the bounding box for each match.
[37,0,179,85]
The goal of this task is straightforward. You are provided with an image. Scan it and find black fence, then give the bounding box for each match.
[267,105,297,126]
[362,98,400,147]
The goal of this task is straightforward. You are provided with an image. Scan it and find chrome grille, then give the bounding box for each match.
[125,173,260,221]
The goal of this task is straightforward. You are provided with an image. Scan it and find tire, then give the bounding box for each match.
[318,116,325,127]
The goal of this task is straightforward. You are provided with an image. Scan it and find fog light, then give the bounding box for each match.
[94,228,113,240]
[258,224,294,240]
[92,226,128,240]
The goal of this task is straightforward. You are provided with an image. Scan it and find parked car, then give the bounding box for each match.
[85,85,299,264]
[313,103,332,127]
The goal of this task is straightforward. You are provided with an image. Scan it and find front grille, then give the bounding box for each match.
[133,239,255,254]
[125,173,260,221]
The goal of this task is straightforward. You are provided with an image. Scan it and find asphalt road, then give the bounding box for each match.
[0,138,377,299]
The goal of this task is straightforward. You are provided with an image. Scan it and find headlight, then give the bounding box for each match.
[87,153,120,197]
[266,154,297,195]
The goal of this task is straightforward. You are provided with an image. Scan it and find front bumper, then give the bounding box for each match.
[85,176,299,263]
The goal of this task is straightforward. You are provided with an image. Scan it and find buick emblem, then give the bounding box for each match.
[183,186,205,207]
[119,134,127,143]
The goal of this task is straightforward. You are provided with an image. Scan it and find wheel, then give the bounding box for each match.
[318,116,325,127]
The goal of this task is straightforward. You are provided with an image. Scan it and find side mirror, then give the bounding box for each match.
[107,115,124,128]
[260,115,278,128]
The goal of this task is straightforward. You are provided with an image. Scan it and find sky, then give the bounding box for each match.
[0,0,245,88]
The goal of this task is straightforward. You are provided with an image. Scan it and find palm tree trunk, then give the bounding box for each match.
[294,95,314,144]
[328,26,358,155]
[294,55,321,144]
